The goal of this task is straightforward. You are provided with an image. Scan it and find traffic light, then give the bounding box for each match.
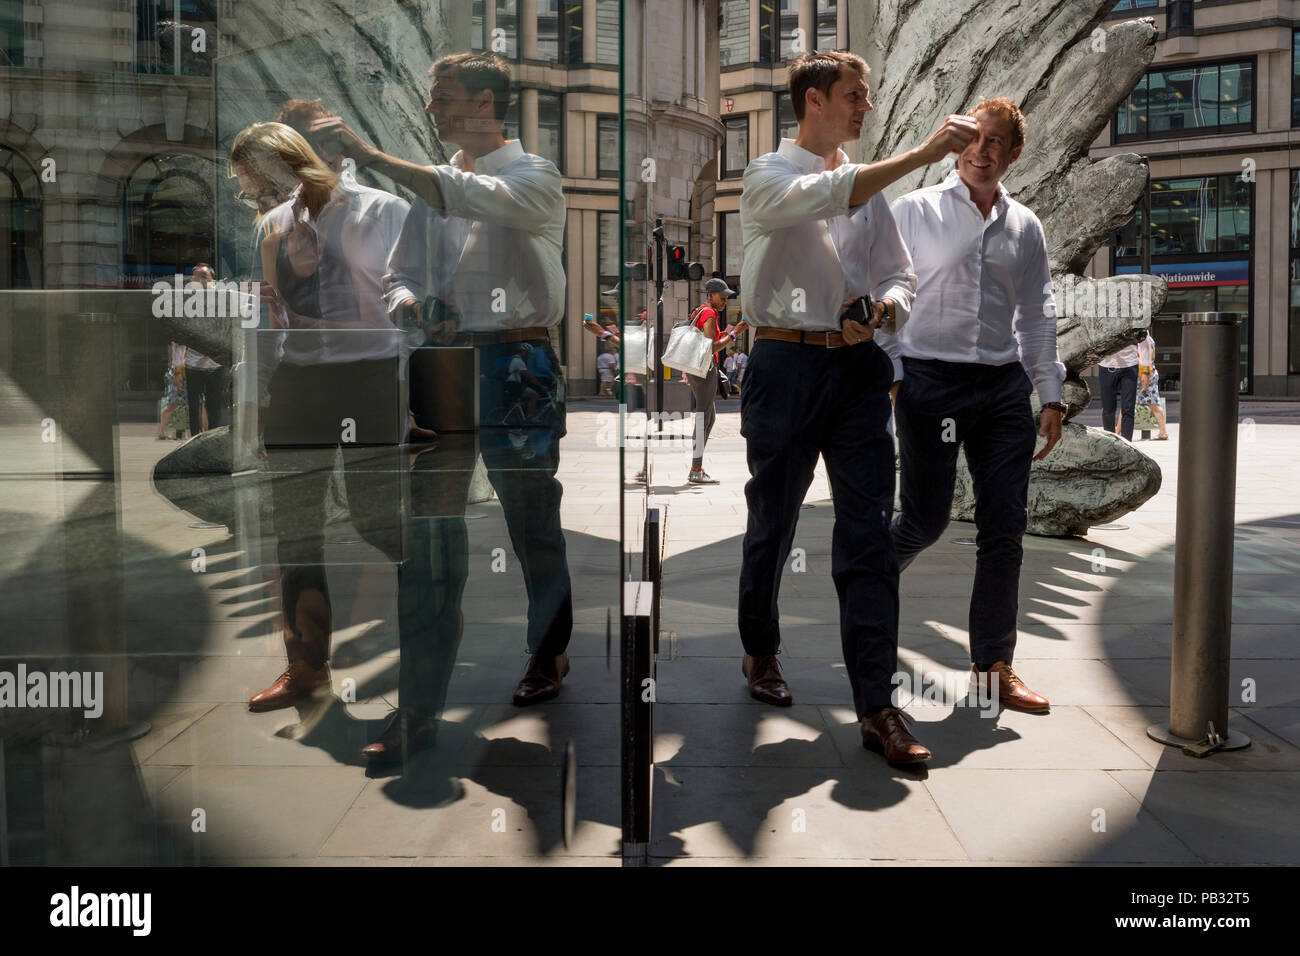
[668,245,687,280]
[667,246,706,282]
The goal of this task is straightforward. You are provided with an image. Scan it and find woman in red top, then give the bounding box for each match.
[685,278,746,484]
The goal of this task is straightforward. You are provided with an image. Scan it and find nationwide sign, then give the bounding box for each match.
[1116,260,1248,288]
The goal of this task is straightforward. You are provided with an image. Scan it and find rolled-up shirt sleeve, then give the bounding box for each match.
[383,196,432,321]
[428,161,562,232]
[867,193,917,334]
[1014,220,1066,405]
[743,156,862,233]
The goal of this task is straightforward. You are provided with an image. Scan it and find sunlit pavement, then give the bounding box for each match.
[8,397,1296,865]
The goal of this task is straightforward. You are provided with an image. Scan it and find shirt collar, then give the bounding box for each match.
[941,169,1009,214]
[777,138,849,174]
[451,139,525,176]
[288,178,350,224]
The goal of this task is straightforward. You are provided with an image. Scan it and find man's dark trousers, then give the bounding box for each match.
[738,336,899,718]
[890,357,1037,669]
[1098,364,1138,440]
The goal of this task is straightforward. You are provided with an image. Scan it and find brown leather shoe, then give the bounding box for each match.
[861,707,931,767]
[742,653,792,706]
[513,652,570,706]
[249,584,332,713]
[972,660,1050,713]
[361,708,437,763]
[248,660,331,713]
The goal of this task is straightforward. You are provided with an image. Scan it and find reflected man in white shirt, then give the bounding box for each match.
[737,50,976,768]
[883,97,1065,715]
[314,53,574,761]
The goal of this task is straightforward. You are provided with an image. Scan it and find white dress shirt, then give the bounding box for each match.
[740,139,916,331]
[244,173,410,404]
[879,170,1065,404]
[383,139,566,331]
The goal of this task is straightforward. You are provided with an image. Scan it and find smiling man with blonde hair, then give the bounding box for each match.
[881,96,1066,723]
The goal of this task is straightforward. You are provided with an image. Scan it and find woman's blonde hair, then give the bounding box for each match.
[229,121,338,219]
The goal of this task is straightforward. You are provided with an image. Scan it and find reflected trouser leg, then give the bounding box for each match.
[397,516,469,717]
[822,344,899,718]
[963,366,1037,669]
[398,439,476,717]
[738,341,821,656]
[484,439,573,658]
[890,362,963,573]
[268,448,334,667]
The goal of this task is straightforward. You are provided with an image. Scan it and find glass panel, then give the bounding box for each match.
[1193,65,1219,129]
[0,0,620,868]
[0,146,43,289]
[598,115,619,177]
[758,0,776,64]
[1150,177,1215,255]
[722,210,742,276]
[1121,61,1252,139]
[496,0,519,58]
[775,91,799,147]
[537,91,564,172]
[816,0,837,50]
[1292,169,1300,250]
[1216,172,1252,253]
[595,0,619,64]
[724,116,749,178]
[720,0,750,67]
[1216,284,1252,391]
[1116,75,1147,138]
[1294,30,1300,127]
[1220,61,1251,127]
[1291,257,1300,373]
[779,0,800,61]
[538,0,560,60]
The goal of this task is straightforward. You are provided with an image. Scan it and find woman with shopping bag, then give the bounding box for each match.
[662,277,745,484]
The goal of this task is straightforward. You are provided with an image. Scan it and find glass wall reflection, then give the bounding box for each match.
[0,0,621,865]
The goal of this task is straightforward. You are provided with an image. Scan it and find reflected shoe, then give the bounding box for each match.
[742,654,792,706]
[861,707,931,767]
[513,652,570,706]
[248,661,331,713]
[972,660,1050,713]
[362,708,437,763]
[687,469,719,485]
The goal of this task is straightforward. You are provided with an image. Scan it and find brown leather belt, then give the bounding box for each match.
[755,327,848,348]
[459,328,551,346]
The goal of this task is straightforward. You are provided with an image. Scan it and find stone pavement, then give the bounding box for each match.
[2,395,1296,865]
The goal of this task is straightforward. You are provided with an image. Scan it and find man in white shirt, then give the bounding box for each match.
[317,53,573,760]
[737,50,975,768]
[883,97,1065,715]
[1098,342,1141,440]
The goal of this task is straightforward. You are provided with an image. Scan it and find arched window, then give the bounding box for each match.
[0,146,43,289]
[122,151,215,289]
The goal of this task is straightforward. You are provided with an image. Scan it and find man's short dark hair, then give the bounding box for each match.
[788,51,869,123]
[430,52,513,125]
[276,98,331,136]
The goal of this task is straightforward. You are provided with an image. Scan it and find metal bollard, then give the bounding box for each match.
[1147,313,1250,754]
